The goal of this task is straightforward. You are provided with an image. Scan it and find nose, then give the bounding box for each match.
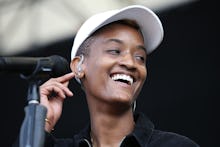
[119,52,136,70]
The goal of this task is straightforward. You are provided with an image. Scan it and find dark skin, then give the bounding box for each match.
[40,22,147,147]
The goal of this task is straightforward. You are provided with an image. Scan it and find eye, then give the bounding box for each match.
[107,49,121,55]
[135,55,146,64]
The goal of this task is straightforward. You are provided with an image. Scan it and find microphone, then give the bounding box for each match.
[0,55,71,78]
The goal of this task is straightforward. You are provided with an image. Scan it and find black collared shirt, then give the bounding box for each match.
[43,112,199,147]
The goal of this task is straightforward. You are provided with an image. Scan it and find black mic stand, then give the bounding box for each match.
[19,59,53,147]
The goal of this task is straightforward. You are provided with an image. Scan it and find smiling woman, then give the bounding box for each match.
[73,22,147,110]
[13,5,200,147]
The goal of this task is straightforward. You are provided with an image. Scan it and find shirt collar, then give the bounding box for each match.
[74,112,154,147]
[130,112,154,146]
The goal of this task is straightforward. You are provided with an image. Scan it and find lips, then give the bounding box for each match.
[111,73,134,85]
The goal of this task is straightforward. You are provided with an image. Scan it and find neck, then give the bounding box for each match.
[89,106,135,147]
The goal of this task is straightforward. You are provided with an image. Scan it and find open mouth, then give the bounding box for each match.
[111,74,134,85]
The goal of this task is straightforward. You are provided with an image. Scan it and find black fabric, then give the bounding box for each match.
[13,112,199,147]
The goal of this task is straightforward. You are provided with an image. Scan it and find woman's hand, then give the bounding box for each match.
[39,72,75,132]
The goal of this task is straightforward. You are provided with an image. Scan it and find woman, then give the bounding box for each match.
[35,5,199,147]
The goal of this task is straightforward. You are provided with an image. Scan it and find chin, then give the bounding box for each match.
[110,94,133,105]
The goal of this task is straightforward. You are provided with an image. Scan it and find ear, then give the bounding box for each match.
[70,55,85,79]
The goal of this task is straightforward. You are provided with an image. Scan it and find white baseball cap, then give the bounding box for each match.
[71,5,164,60]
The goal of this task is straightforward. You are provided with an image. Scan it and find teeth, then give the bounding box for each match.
[111,74,133,85]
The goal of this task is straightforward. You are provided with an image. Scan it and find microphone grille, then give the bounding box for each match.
[50,55,71,77]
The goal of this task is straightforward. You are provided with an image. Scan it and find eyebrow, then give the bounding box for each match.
[107,38,123,44]
[137,45,146,53]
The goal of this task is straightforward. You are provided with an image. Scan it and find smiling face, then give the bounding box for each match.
[81,22,147,109]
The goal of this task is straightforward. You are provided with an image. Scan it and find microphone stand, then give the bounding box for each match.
[19,59,53,147]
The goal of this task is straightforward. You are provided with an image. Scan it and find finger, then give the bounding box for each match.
[41,85,67,99]
[41,81,73,97]
[56,72,75,83]
[64,86,73,97]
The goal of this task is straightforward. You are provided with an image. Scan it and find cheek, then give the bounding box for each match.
[145,68,147,79]
[84,58,109,82]
[140,66,147,80]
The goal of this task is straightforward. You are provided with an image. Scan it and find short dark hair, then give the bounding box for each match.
[75,19,141,57]
[75,36,95,56]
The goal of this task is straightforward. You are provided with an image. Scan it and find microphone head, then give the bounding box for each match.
[50,55,71,78]
[0,55,71,79]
